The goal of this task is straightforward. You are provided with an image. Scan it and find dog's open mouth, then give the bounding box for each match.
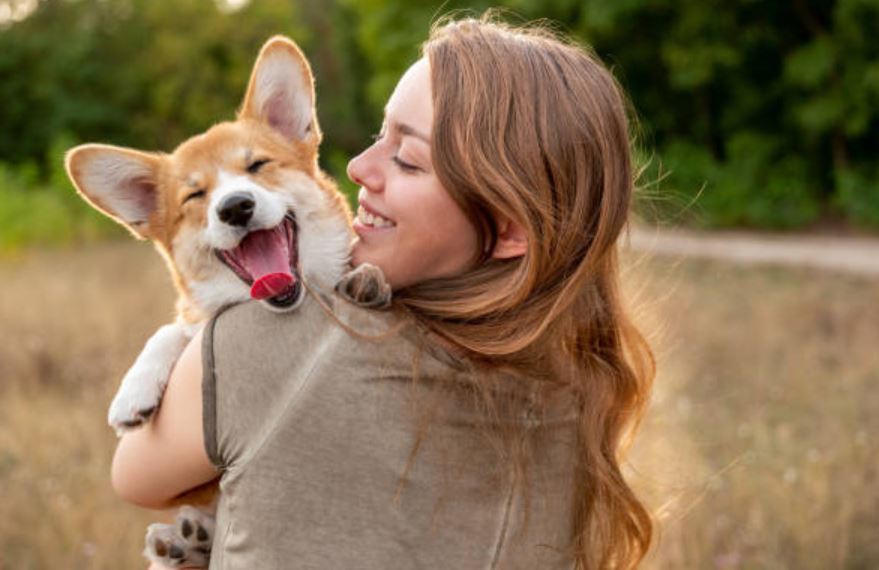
[215,213,301,308]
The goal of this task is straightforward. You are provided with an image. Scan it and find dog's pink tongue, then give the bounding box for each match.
[251,273,295,300]
[237,228,295,300]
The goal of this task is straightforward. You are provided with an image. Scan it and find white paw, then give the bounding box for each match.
[107,359,172,435]
[144,506,215,568]
[107,322,193,435]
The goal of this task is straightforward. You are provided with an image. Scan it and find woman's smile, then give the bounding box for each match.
[353,201,397,233]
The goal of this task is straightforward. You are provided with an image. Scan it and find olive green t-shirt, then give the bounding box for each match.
[202,291,577,569]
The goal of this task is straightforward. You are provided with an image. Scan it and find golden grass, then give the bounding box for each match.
[0,242,175,569]
[0,242,876,568]
[625,252,879,569]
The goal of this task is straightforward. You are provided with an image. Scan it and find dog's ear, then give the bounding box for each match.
[65,144,163,240]
[239,36,320,145]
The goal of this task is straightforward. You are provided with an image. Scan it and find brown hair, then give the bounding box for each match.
[394,14,655,569]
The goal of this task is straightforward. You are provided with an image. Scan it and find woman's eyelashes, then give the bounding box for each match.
[392,155,421,173]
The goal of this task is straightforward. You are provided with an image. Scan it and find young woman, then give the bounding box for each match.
[113,15,655,570]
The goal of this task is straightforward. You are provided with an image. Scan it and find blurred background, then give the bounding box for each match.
[0,0,876,568]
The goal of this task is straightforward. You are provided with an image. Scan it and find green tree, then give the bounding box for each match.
[1,0,879,236]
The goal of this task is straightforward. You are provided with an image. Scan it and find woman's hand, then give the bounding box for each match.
[112,328,218,509]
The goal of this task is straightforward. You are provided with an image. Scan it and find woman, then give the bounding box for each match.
[113,15,655,570]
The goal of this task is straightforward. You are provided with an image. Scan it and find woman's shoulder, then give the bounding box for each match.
[208,289,340,344]
[211,287,397,331]
[209,288,462,373]
[210,290,575,427]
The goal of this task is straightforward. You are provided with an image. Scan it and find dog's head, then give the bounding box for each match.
[65,37,352,318]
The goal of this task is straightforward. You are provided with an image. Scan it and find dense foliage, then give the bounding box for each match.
[0,0,877,250]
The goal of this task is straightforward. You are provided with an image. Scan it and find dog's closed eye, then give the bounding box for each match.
[182,189,206,205]
[246,159,271,174]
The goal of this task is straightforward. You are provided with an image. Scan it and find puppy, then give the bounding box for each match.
[66,36,388,567]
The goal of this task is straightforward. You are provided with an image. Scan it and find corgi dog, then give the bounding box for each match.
[66,36,352,434]
[66,36,388,567]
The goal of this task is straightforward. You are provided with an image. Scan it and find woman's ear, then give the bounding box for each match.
[491,216,528,259]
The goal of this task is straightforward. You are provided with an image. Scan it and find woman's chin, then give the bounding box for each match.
[350,240,378,269]
[350,244,403,289]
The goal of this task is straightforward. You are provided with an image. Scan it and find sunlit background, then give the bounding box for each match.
[0,0,877,568]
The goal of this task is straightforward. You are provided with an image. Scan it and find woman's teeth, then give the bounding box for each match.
[357,206,396,228]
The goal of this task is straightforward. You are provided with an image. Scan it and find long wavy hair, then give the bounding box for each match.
[392,15,655,570]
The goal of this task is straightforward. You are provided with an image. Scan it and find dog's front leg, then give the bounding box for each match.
[108,321,199,435]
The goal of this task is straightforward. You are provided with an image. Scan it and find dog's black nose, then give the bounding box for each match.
[218,192,255,227]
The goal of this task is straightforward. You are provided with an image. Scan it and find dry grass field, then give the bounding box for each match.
[0,242,876,569]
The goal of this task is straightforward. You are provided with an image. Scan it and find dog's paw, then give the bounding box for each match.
[107,361,171,435]
[108,323,192,435]
[335,263,392,309]
[176,505,215,554]
[144,507,214,568]
[145,524,193,568]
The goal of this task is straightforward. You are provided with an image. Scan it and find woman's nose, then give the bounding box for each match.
[347,149,382,193]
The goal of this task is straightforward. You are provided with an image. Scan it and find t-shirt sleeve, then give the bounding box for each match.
[201,303,229,470]
[201,294,337,471]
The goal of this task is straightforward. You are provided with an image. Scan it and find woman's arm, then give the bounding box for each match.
[111,328,219,510]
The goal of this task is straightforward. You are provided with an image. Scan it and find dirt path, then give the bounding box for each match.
[627,226,879,277]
